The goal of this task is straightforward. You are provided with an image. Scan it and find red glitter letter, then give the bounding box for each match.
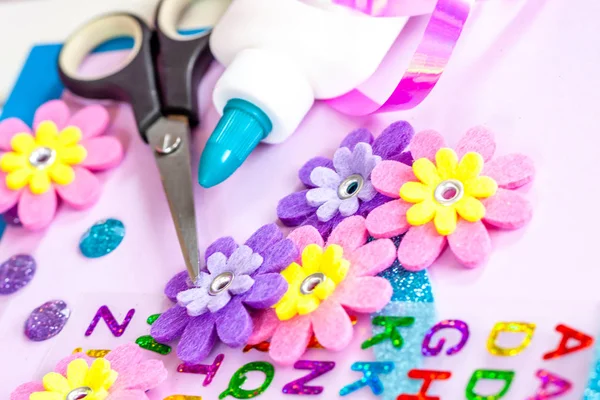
[85,305,135,337]
[543,324,594,360]
[526,369,572,400]
[178,354,225,386]
[282,360,335,395]
[397,369,452,400]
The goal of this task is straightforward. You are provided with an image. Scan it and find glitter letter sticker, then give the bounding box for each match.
[487,322,536,356]
[362,316,415,350]
[465,370,515,400]
[178,354,225,387]
[398,369,452,400]
[422,320,469,356]
[282,360,335,395]
[339,362,394,396]
[543,324,594,360]
[526,369,572,399]
[219,361,275,399]
[85,305,135,337]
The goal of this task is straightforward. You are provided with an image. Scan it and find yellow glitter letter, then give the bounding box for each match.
[487,322,536,356]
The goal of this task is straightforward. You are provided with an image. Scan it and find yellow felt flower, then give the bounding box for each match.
[1,121,87,195]
[274,244,349,321]
[30,358,118,400]
[400,148,498,236]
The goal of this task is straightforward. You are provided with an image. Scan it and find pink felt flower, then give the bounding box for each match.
[248,216,396,365]
[366,127,535,270]
[0,100,123,230]
[10,343,168,400]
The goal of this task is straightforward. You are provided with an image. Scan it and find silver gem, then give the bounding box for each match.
[434,179,464,206]
[65,386,92,400]
[28,147,56,169]
[208,271,234,296]
[300,272,326,295]
[337,174,364,200]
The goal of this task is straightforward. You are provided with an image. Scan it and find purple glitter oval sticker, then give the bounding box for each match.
[0,254,36,295]
[24,300,71,341]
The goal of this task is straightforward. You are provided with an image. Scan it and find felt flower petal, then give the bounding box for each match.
[0,118,31,151]
[150,305,190,342]
[335,276,393,312]
[372,121,413,159]
[248,309,279,345]
[310,166,341,189]
[242,273,287,309]
[348,238,396,277]
[311,300,352,351]
[333,147,353,179]
[54,353,93,375]
[340,128,374,150]
[18,187,57,230]
[10,382,45,400]
[339,197,360,216]
[215,300,252,347]
[112,359,168,392]
[67,105,110,139]
[205,236,238,261]
[316,199,341,222]
[245,223,283,256]
[178,288,210,316]
[104,343,142,379]
[288,225,324,253]
[269,314,313,366]
[448,220,491,268]
[483,153,535,189]
[0,173,22,213]
[358,192,388,215]
[482,188,533,229]
[177,313,217,364]
[206,252,228,275]
[299,157,334,188]
[164,271,189,302]
[260,239,298,275]
[371,160,414,198]
[207,291,231,313]
[55,166,101,209]
[433,205,457,236]
[352,142,379,178]
[398,224,446,271]
[107,390,148,400]
[410,130,446,162]
[33,100,70,131]
[229,275,254,295]
[306,187,337,207]
[366,199,411,238]
[278,190,316,226]
[228,245,263,275]
[357,180,376,201]
[456,126,496,161]
[80,137,123,171]
[328,216,368,252]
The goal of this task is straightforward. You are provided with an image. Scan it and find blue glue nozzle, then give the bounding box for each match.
[198,99,273,188]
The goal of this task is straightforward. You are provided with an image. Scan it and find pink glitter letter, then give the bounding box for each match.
[85,305,135,337]
[178,354,225,386]
[421,319,470,356]
[282,360,335,395]
[526,369,572,400]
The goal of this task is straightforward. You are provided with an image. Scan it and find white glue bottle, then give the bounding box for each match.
[198,0,407,187]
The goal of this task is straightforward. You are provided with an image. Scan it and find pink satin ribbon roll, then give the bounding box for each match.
[327,0,474,115]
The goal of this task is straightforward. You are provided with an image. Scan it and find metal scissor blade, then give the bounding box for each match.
[147,116,200,281]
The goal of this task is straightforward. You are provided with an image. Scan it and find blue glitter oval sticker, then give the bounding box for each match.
[79,219,125,258]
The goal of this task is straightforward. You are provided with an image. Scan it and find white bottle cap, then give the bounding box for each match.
[212,48,314,144]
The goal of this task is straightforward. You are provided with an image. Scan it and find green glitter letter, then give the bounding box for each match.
[362,316,415,350]
[219,361,275,399]
[465,369,515,400]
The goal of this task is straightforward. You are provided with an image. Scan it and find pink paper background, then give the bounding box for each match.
[1,0,599,398]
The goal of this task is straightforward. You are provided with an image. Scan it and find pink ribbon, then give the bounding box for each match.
[326,0,474,115]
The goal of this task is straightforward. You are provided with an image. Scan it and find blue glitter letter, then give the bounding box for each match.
[339,362,394,396]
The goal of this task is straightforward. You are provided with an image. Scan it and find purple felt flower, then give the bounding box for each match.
[151,224,298,364]
[277,121,414,238]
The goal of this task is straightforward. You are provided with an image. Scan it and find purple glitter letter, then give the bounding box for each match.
[178,354,225,386]
[282,360,336,395]
[421,319,470,357]
[526,369,572,400]
[85,305,135,337]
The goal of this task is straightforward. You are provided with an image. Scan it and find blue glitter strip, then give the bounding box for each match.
[583,331,600,399]
[372,235,436,400]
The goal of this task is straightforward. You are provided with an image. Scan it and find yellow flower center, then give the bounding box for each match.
[399,148,498,236]
[1,121,87,194]
[274,244,349,321]
[30,358,118,400]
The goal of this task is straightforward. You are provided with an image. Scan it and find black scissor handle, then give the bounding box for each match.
[58,13,161,141]
[155,0,214,128]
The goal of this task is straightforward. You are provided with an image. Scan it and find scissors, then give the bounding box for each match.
[58,0,219,282]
